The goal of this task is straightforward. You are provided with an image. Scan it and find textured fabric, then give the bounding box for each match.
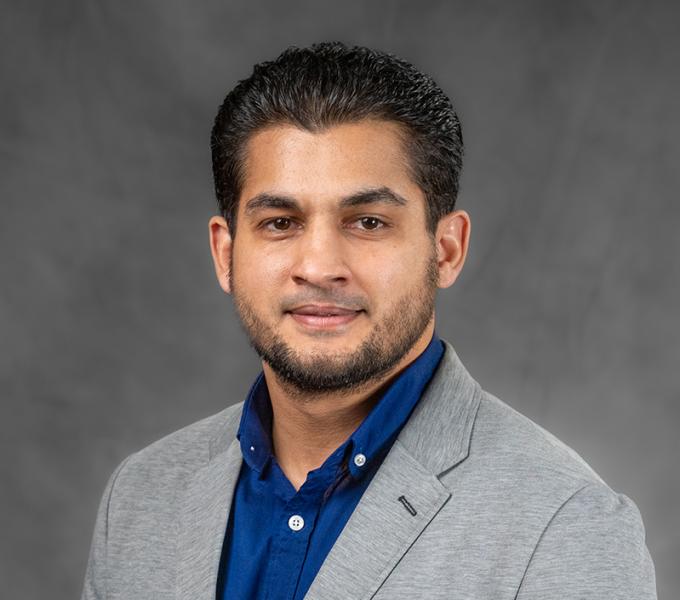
[81,340,657,599]
[218,334,444,600]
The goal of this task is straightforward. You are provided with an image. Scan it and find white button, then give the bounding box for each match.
[249,446,255,452]
[354,453,367,467]
[288,515,305,531]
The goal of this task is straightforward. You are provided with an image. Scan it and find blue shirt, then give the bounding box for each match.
[217,333,445,600]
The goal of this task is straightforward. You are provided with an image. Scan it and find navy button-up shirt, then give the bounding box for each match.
[217,333,445,600]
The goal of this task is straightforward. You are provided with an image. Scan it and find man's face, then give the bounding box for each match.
[227,120,442,393]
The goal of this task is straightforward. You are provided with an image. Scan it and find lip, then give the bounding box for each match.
[286,305,363,330]
[288,304,361,316]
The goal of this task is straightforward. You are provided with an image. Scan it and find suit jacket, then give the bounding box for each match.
[81,341,657,599]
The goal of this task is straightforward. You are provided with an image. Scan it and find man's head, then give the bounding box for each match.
[211,41,464,240]
[208,43,470,396]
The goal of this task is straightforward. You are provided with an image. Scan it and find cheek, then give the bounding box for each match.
[355,245,423,294]
[233,245,289,291]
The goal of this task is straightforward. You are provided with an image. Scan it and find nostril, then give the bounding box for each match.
[291,270,350,286]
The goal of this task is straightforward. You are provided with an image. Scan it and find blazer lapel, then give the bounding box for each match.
[177,411,244,600]
[305,341,482,600]
[304,440,451,600]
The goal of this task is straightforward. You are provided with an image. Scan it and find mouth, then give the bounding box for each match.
[286,305,364,330]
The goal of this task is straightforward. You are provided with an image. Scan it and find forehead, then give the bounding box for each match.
[238,120,424,210]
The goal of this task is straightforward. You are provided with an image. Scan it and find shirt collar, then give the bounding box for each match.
[236,332,445,478]
[345,331,444,477]
[237,371,273,473]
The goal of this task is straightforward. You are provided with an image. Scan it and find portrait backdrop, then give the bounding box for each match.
[1,1,678,598]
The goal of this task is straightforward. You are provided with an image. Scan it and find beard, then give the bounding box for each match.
[230,248,440,396]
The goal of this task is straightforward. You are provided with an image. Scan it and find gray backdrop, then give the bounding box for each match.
[1,1,678,598]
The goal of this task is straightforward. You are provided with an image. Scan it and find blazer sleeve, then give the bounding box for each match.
[81,455,134,600]
[515,482,657,599]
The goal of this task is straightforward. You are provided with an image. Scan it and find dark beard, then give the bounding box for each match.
[230,251,439,395]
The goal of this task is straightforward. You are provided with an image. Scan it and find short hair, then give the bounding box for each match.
[210,41,463,237]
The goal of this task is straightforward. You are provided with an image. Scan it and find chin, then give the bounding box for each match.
[293,330,365,349]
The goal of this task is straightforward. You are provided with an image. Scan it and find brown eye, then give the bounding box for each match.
[270,217,291,230]
[359,216,382,230]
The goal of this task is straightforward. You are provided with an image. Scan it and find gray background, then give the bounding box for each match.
[1,0,678,598]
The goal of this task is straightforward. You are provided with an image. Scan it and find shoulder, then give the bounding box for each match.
[466,389,654,559]
[108,401,244,502]
[440,385,631,531]
[513,464,657,598]
[471,392,650,542]
[473,390,603,485]
[82,402,246,597]
[439,388,655,595]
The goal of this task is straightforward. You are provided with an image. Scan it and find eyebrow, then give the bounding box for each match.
[243,186,408,216]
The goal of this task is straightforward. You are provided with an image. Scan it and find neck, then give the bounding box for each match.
[263,322,434,490]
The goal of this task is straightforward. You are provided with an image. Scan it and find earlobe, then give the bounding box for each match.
[208,215,233,294]
[435,210,471,289]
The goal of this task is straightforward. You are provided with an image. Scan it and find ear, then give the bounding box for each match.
[208,215,233,294]
[434,209,471,288]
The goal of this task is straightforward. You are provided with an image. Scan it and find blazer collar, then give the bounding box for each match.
[176,403,244,599]
[397,339,482,477]
[208,404,243,460]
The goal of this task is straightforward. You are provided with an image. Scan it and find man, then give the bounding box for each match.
[82,42,657,599]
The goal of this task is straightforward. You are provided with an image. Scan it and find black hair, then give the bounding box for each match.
[210,41,463,237]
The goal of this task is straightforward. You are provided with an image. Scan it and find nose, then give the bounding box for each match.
[290,221,351,289]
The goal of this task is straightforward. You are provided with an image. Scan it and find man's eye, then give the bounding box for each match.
[357,216,384,230]
[265,217,293,231]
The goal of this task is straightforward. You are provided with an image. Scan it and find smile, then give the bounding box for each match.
[286,305,363,331]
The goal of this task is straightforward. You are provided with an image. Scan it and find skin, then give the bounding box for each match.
[209,119,470,490]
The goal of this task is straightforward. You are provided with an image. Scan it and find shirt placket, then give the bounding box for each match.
[262,467,331,600]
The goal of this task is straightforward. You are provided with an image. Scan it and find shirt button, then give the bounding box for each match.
[354,453,367,467]
[288,515,305,532]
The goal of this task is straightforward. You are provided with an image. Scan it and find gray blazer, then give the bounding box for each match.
[82,341,657,599]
